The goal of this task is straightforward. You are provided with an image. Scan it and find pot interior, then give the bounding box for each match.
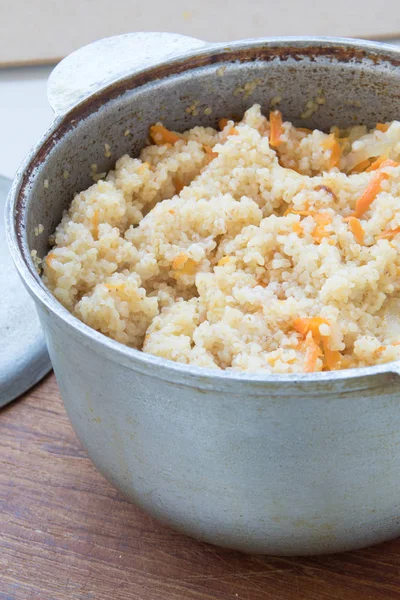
[15,40,400,269]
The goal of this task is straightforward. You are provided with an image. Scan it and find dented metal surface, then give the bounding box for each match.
[6,34,400,554]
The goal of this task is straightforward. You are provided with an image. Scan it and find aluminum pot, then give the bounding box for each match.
[6,33,400,555]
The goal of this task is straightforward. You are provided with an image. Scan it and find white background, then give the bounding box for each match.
[1,0,400,65]
[0,66,53,179]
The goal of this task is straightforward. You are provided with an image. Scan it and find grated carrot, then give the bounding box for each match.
[293,317,327,344]
[293,317,313,337]
[173,253,189,270]
[283,198,309,215]
[350,159,372,174]
[293,317,341,370]
[149,124,181,145]
[45,252,56,267]
[285,210,332,243]
[203,144,218,159]
[269,110,283,147]
[297,127,313,134]
[344,216,364,244]
[376,122,390,132]
[312,214,332,243]
[303,331,323,373]
[353,160,399,218]
[173,253,197,275]
[322,134,341,169]
[218,118,230,130]
[322,340,342,370]
[365,155,388,172]
[376,226,400,240]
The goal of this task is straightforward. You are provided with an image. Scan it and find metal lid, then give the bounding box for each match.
[0,175,51,407]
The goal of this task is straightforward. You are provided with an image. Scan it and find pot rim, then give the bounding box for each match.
[7,35,400,387]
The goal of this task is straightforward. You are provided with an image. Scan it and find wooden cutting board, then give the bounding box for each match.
[2,373,400,599]
[1,0,400,66]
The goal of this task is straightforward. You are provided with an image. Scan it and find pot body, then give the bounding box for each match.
[7,34,400,554]
[38,302,400,555]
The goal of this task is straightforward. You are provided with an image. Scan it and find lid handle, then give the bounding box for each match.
[47,32,207,116]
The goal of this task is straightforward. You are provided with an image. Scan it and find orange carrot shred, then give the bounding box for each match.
[350,159,372,174]
[269,110,283,147]
[218,118,229,130]
[303,331,323,373]
[376,123,390,132]
[294,317,341,371]
[45,252,56,267]
[375,346,386,354]
[293,317,311,336]
[312,214,332,243]
[322,339,342,370]
[353,160,399,218]
[330,140,342,168]
[297,127,313,134]
[172,253,197,275]
[376,226,400,240]
[149,124,181,145]
[285,210,332,243]
[173,253,189,270]
[294,317,327,344]
[365,155,388,172]
[380,159,399,168]
[344,216,364,244]
[203,144,218,159]
[322,134,341,168]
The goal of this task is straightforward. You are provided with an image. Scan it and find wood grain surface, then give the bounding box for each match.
[1,373,400,600]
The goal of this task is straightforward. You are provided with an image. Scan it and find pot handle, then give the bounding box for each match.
[47,32,208,116]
